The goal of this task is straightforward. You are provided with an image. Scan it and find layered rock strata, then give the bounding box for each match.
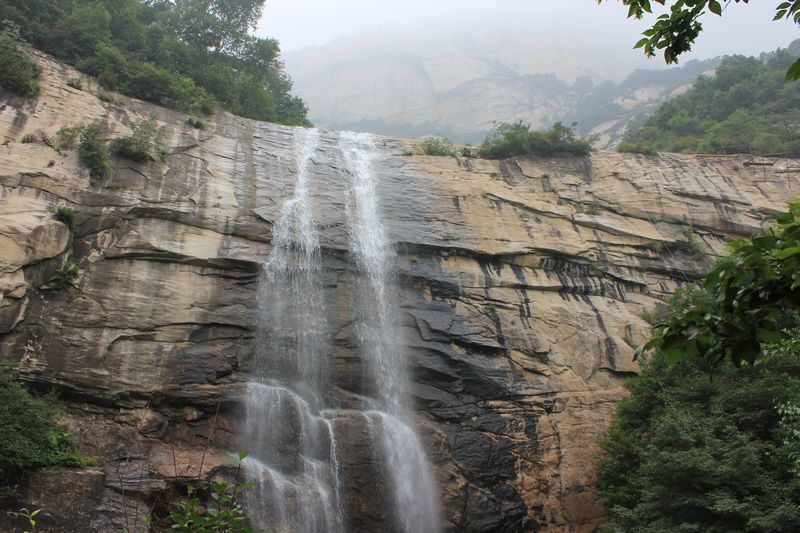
[1,51,798,532]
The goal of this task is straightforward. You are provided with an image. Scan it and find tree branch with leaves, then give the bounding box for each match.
[599,0,800,80]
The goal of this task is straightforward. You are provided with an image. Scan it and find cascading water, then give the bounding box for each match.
[245,128,343,533]
[339,131,441,533]
[244,128,440,533]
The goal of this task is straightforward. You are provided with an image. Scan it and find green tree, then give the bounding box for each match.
[600,333,800,532]
[0,23,41,97]
[164,0,266,54]
[639,201,800,368]
[50,3,112,63]
[0,0,309,125]
[597,0,800,80]
[0,366,87,497]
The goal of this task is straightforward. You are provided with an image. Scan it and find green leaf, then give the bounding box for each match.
[785,58,800,81]
[775,246,800,260]
[708,0,722,15]
[239,450,249,461]
[757,328,782,344]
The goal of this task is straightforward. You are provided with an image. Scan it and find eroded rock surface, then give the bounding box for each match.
[1,52,798,532]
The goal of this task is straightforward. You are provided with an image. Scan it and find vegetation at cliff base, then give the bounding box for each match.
[0,24,41,97]
[600,202,800,531]
[478,121,592,159]
[619,42,800,156]
[0,0,310,125]
[599,331,800,532]
[0,366,87,498]
[170,451,253,533]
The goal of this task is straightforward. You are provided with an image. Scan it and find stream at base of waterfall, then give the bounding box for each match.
[243,128,440,533]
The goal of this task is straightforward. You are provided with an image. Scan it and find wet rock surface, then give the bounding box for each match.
[1,51,799,532]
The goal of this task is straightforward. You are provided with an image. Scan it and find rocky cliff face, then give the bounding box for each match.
[1,52,798,532]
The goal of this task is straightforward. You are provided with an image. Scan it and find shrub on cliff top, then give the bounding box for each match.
[478,121,591,159]
[0,24,41,98]
[0,365,87,497]
[419,135,456,157]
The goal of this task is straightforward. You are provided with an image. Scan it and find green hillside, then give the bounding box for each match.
[620,40,800,156]
[0,0,309,126]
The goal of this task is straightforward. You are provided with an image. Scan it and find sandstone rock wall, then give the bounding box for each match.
[1,52,798,532]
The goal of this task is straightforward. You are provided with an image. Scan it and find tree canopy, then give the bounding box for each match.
[0,0,310,125]
[598,0,800,80]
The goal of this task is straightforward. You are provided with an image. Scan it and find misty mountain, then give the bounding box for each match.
[283,32,720,147]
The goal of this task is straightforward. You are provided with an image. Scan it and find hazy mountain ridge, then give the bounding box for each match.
[285,33,721,147]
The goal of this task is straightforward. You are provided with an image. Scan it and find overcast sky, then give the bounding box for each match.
[256,0,798,63]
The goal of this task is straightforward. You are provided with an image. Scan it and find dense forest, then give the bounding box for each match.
[619,40,800,156]
[0,0,310,126]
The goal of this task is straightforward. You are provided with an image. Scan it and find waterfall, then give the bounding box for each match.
[244,128,343,533]
[340,131,441,533]
[244,128,440,533]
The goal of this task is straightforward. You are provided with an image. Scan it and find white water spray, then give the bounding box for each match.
[244,128,440,533]
[244,128,343,533]
[340,131,441,533]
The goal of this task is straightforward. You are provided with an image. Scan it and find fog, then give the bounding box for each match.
[254,1,799,144]
[257,0,797,63]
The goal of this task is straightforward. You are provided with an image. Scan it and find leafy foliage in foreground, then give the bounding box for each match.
[0,366,87,497]
[620,43,800,156]
[0,24,41,97]
[478,121,591,159]
[0,0,309,125]
[600,332,800,532]
[639,201,800,368]
[170,451,253,533]
[599,0,800,81]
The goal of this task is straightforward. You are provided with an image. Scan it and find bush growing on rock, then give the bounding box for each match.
[55,124,85,151]
[0,366,87,498]
[49,204,77,228]
[419,135,456,157]
[78,123,110,183]
[54,257,79,285]
[478,121,591,159]
[110,115,163,162]
[0,24,41,98]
